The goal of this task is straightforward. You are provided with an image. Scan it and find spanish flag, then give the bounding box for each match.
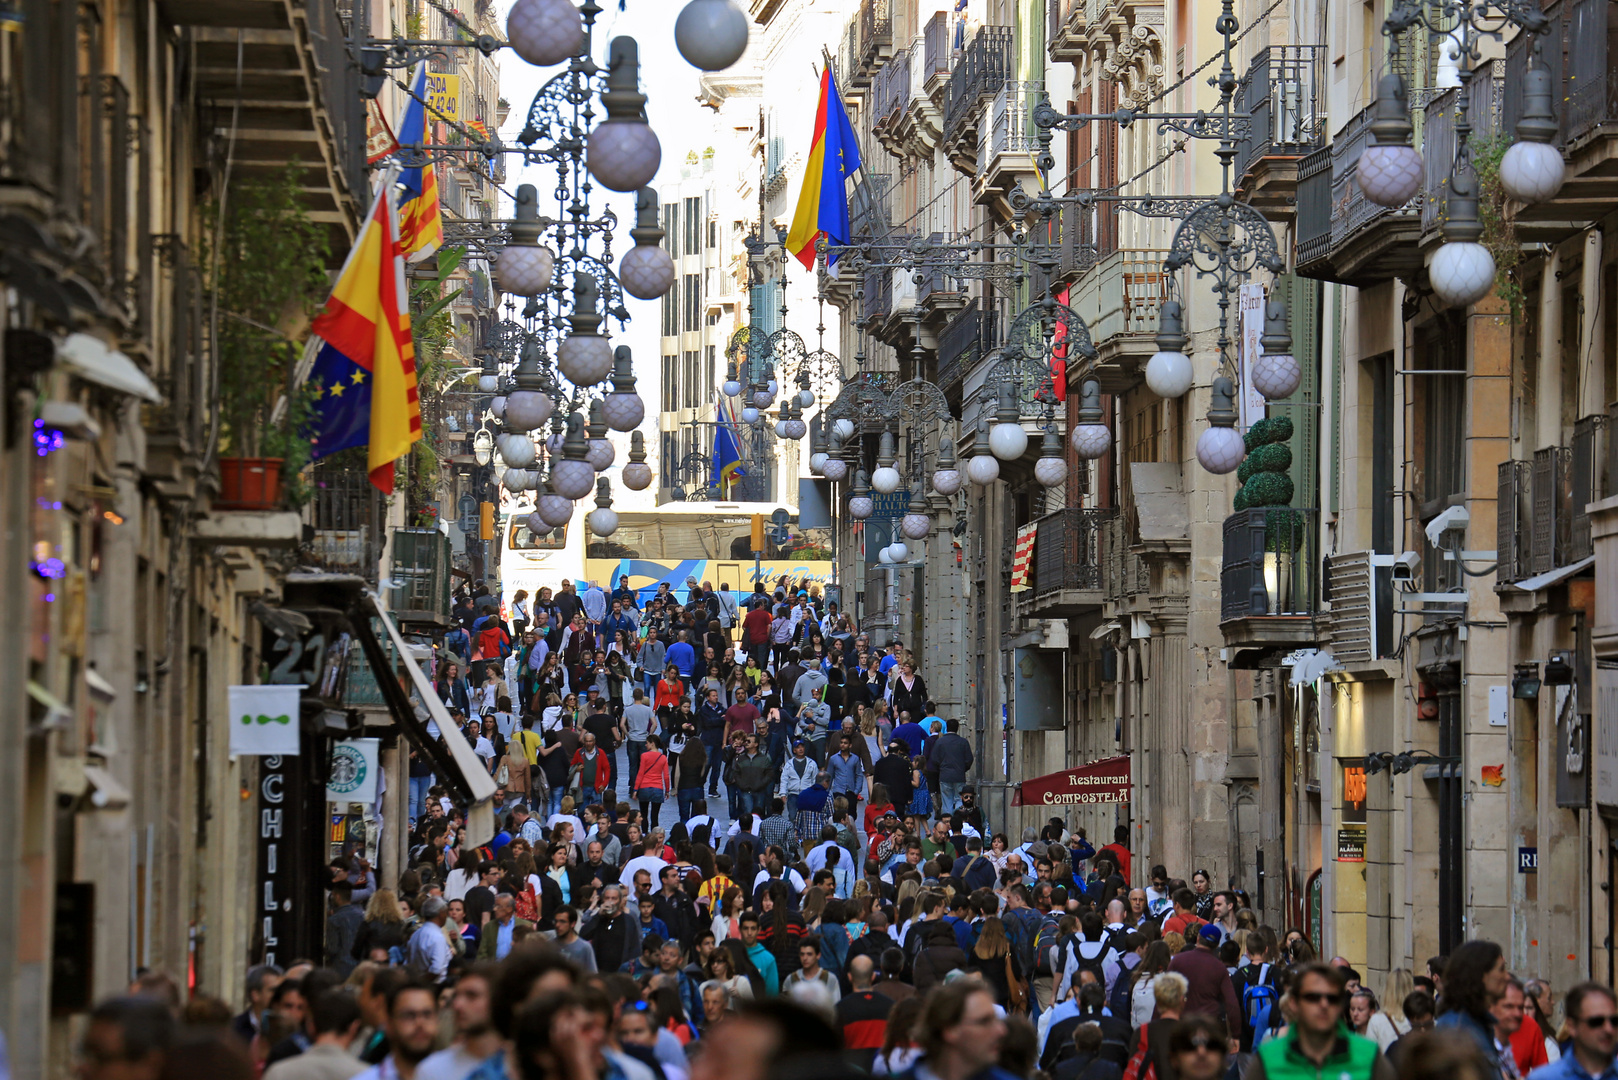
[785,67,862,270]
[396,64,444,263]
[304,181,422,494]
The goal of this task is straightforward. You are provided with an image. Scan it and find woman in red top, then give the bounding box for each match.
[633,733,673,827]
[569,734,612,800]
[864,782,896,842]
[654,664,685,716]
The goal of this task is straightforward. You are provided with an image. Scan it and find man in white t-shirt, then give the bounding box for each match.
[619,835,671,891]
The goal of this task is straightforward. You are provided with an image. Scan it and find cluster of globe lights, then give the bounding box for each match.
[1353,25,1565,310]
[489,0,755,542]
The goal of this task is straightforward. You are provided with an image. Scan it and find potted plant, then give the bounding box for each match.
[1233,415,1298,613]
[211,164,329,510]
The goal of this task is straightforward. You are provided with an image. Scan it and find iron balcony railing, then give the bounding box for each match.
[923,11,953,81]
[872,47,912,133]
[937,299,998,393]
[987,81,1044,159]
[1294,146,1332,271]
[1504,0,1568,147]
[858,0,893,74]
[1066,248,1172,346]
[1326,102,1422,254]
[1102,513,1150,600]
[1572,410,1615,561]
[943,26,1013,148]
[1056,193,1111,276]
[1531,446,1572,575]
[1029,508,1116,597]
[307,460,388,580]
[1420,60,1504,235]
[388,527,454,624]
[1498,459,1532,585]
[1235,45,1326,180]
[915,233,963,307]
[308,0,368,207]
[1220,507,1321,621]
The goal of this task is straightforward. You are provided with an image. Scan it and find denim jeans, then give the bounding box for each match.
[940,781,965,817]
[766,731,787,770]
[626,741,646,785]
[548,787,566,817]
[580,785,598,810]
[677,786,704,822]
[408,774,433,823]
[702,736,725,791]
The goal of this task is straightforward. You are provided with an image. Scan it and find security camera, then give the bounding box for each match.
[1425,505,1470,550]
[1391,551,1420,583]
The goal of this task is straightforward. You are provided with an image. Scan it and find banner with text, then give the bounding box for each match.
[1012,755,1132,805]
[327,737,380,804]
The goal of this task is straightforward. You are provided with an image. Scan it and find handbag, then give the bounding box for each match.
[513,884,539,923]
[1004,954,1029,1015]
[495,759,511,786]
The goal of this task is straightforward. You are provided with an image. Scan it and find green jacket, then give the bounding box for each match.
[477,917,535,960]
[1252,1024,1394,1080]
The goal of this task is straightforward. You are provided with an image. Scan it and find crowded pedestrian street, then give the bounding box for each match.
[10,0,1618,1075]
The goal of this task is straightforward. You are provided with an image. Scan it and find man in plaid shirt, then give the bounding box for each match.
[758,796,801,859]
[794,772,833,842]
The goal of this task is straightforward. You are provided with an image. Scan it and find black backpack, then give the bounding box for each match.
[1070,939,1110,988]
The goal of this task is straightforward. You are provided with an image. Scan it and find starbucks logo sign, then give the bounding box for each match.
[329,744,368,795]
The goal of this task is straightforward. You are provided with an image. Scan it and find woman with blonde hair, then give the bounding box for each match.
[1383,968,1416,1035]
[966,915,1026,1012]
[351,888,408,963]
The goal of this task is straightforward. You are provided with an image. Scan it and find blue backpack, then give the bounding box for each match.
[1242,963,1282,1047]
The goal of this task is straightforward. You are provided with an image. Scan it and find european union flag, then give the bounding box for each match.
[713,420,746,497]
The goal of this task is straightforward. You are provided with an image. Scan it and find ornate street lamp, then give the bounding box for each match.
[1252,300,1301,400]
[602,346,645,431]
[622,430,653,490]
[549,412,596,499]
[1196,377,1247,475]
[585,399,616,470]
[1145,300,1194,399]
[557,274,613,387]
[492,184,556,298]
[588,38,661,192]
[505,0,584,67]
[618,188,677,300]
[588,477,619,536]
[674,0,750,71]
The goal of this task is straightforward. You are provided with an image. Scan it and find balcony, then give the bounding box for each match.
[1065,248,1171,391]
[304,460,387,581]
[921,11,954,95]
[1418,61,1505,241]
[943,26,1014,175]
[1294,104,1423,287]
[1102,513,1150,602]
[915,233,968,325]
[977,82,1044,211]
[857,0,894,81]
[1234,46,1326,219]
[872,48,912,157]
[936,300,999,407]
[387,527,453,626]
[1015,508,1117,617]
[1504,0,1618,240]
[1219,507,1322,656]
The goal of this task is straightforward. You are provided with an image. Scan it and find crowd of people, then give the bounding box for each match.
[71,578,1618,1080]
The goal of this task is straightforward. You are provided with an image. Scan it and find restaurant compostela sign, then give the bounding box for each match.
[1012,755,1132,806]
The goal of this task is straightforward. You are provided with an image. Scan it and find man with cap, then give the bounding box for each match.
[779,739,819,810]
[1169,922,1245,1051]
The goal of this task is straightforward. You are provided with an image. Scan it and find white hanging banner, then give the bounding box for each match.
[1238,282,1267,432]
[327,738,381,804]
[228,684,304,756]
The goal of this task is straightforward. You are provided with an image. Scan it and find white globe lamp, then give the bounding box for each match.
[1196,376,1247,474]
[587,39,662,192]
[1358,73,1424,208]
[674,0,750,71]
[506,0,584,67]
[618,189,677,299]
[1498,61,1565,204]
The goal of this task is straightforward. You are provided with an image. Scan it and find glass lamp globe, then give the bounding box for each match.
[478,372,500,393]
[798,388,815,408]
[526,512,551,536]
[618,245,676,300]
[877,546,894,564]
[537,492,574,527]
[1071,424,1112,460]
[1251,351,1302,400]
[501,468,527,494]
[1145,349,1194,398]
[821,458,848,482]
[587,438,616,471]
[723,377,743,397]
[870,466,902,493]
[832,418,856,443]
[766,378,779,397]
[753,388,774,409]
[931,468,962,496]
[496,432,537,469]
[621,462,653,490]
[965,453,1000,486]
[674,0,750,71]
[1429,241,1497,308]
[809,452,828,474]
[901,512,931,540]
[505,0,584,67]
[1035,454,1068,487]
[504,389,554,432]
[550,457,596,500]
[741,405,760,425]
[782,417,807,440]
[494,243,555,298]
[848,495,873,519]
[988,421,1028,461]
[1196,425,1247,474]
[1499,140,1565,204]
[545,430,565,456]
[588,506,619,537]
[491,395,507,422]
[1357,144,1423,207]
[887,541,909,562]
[558,333,613,386]
[588,119,661,193]
[601,392,644,431]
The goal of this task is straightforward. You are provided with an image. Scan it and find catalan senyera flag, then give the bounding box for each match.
[468,117,489,141]
[786,66,862,270]
[396,64,444,263]
[304,182,422,494]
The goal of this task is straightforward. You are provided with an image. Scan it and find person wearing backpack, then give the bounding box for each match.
[1123,971,1188,1080]
[1059,911,1121,1003]
[1107,930,1148,1017]
[1235,929,1283,1051]
[1031,912,1072,1012]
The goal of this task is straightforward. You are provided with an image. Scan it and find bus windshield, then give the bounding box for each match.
[586,513,815,561]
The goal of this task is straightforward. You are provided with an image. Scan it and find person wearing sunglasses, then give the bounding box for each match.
[1169,1015,1235,1080]
[1249,962,1397,1080]
[1527,982,1618,1080]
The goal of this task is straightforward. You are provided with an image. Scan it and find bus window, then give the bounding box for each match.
[586,514,806,561]
[509,522,567,550]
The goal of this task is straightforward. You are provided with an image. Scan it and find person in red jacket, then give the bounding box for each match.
[1097,824,1132,882]
[570,732,612,805]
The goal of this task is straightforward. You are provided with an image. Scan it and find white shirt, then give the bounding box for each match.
[416,1044,487,1080]
[546,813,584,840]
[751,867,807,896]
[620,854,670,890]
[1132,973,1162,1029]
[805,840,841,875]
[444,866,479,902]
[406,922,452,979]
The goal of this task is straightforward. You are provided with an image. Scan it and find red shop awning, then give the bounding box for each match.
[1012,755,1132,806]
